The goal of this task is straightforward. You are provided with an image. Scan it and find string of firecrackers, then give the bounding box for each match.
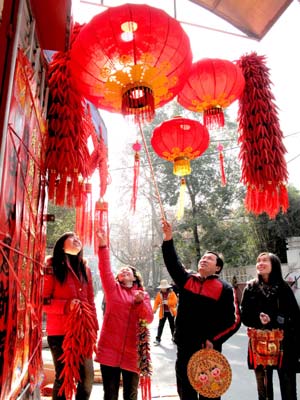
[236,52,289,218]
[45,23,97,207]
[137,319,153,400]
[58,300,98,399]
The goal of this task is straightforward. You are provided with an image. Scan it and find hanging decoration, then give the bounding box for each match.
[151,116,209,219]
[177,58,245,130]
[69,3,192,122]
[217,143,226,186]
[236,52,289,218]
[131,141,142,212]
[93,200,110,253]
[138,319,153,400]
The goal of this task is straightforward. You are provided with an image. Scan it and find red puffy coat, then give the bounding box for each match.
[95,247,153,373]
[43,259,98,336]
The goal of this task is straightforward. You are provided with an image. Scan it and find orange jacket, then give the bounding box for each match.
[153,290,178,319]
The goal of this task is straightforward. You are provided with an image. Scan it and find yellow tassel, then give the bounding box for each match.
[176,178,186,220]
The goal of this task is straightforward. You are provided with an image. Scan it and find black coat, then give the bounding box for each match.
[241,279,300,370]
[162,239,241,352]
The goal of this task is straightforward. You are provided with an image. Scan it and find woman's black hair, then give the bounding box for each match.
[257,252,284,285]
[50,232,88,284]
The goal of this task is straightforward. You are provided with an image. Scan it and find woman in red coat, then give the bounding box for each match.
[95,231,154,400]
[43,232,98,400]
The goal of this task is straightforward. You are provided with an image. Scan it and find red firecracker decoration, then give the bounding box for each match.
[138,319,153,400]
[75,183,93,247]
[70,4,192,122]
[237,52,289,218]
[178,58,245,129]
[46,23,95,207]
[94,200,109,253]
[151,117,209,218]
[131,141,142,212]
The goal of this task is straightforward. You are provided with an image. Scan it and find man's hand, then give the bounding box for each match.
[162,219,173,241]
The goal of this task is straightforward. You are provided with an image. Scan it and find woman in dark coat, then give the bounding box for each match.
[241,252,300,400]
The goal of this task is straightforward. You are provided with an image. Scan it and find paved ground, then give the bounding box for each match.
[42,291,300,399]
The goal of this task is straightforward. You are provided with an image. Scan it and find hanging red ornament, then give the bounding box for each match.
[217,143,226,186]
[70,4,192,123]
[178,58,245,129]
[131,141,142,212]
[75,182,93,247]
[94,200,109,253]
[237,52,289,218]
[151,116,209,218]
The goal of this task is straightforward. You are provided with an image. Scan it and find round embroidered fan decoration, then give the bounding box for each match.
[187,349,232,398]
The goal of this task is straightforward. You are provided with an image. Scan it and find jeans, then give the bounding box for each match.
[100,364,139,400]
[156,312,175,342]
[255,365,297,400]
[176,348,221,400]
[47,335,94,400]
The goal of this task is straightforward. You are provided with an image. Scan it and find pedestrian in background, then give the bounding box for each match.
[241,252,300,400]
[161,220,241,400]
[95,230,154,400]
[153,279,178,345]
[43,232,98,400]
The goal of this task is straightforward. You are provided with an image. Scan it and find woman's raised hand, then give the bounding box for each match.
[96,229,107,248]
[162,219,173,241]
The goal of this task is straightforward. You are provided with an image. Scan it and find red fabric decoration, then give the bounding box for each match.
[217,143,226,186]
[237,52,289,218]
[138,319,152,400]
[75,183,93,247]
[58,301,98,399]
[131,141,142,212]
[151,117,209,218]
[93,200,109,253]
[178,58,245,129]
[70,4,192,122]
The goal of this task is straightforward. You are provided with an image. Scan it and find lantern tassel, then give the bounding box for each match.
[176,178,186,220]
[217,143,226,186]
[204,107,224,130]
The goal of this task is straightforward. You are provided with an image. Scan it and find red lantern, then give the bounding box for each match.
[151,117,209,218]
[178,58,245,129]
[70,4,192,122]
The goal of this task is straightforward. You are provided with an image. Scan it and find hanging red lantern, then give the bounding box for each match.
[70,4,192,122]
[131,141,142,212]
[178,58,245,129]
[151,116,209,218]
[236,52,289,218]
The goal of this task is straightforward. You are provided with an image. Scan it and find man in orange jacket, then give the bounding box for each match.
[153,279,178,345]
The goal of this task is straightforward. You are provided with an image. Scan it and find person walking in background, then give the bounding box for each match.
[153,279,178,346]
[241,252,300,400]
[96,230,154,400]
[161,220,241,400]
[43,232,98,400]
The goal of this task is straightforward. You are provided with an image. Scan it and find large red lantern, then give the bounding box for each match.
[70,4,192,122]
[151,117,209,218]
[178,58,245,129]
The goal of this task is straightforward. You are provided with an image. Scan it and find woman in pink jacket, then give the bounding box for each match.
[43,232,98,400]
[95,231,153,400]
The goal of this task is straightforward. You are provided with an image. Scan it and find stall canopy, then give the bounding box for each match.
[189,0,293,40]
